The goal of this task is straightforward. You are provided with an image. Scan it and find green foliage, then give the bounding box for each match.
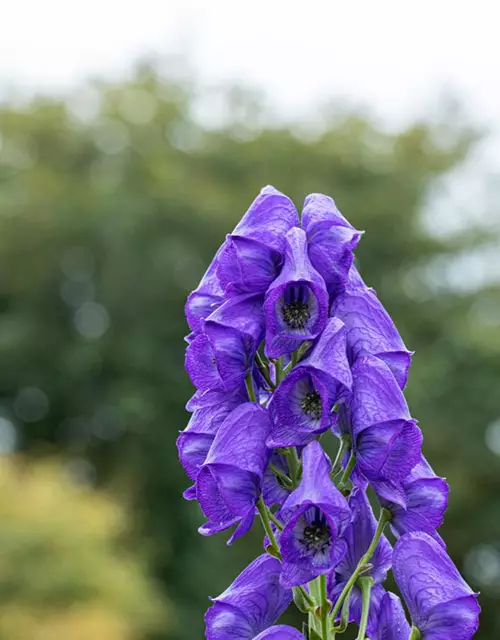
[0,63,499,637]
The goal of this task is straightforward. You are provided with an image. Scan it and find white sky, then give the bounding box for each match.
[1,0,499,242]
[1,0,500,128]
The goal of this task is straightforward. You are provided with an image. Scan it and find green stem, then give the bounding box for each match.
[356,577,373,640]
[256,496,279,556]
[245,372,256,402]
[338,450,356,491]
[319,573,329,640]
[308,577,322,636]
[255,352,275,390]
[269,463,293,488]
[330,435,351,479]
[267,510,284,531]
[285,446,301,488]
[329,508,391,623]
[409,627,421,640]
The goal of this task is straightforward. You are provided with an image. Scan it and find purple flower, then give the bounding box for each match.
[331,266,412,389]
[197,403,272,543]
[205,554,292,640]
[264,227,329,359]
[262,451,291,508]
[393,532,480,640]
[374,456,449,543]
[302,193,362,293]
[328,490,392,634]
[177,387,247,499]
[370,592,411,640]
[267,318,352,447]
[217,186,298,296]
[185,293,264,392]
[350,354,423,484]
[254,627,305,639]
[185,248,225,333]
[277,441,351,587]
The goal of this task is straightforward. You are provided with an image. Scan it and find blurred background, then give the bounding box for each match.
[0,1,499,638]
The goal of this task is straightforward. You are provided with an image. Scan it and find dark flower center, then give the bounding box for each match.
[301,390,322,420]
[302,519,331,553]
[282,301,310,329]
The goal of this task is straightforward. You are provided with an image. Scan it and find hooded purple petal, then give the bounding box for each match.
[197,403,272,542]
[376,456,449,543]
[331,266,412,389]
[186,293,264,392]
[218,235,284,296]
[230,186,299,252]
[393,532,480,639]
[177,388,247,490]
[268,318,352,447]
[371,592,411,640]
[278,442,350,587]
[350,355,422,483]
[185,248,225,333]
[264,228,329,359]
[205,554,292,640]
[254,626,305,639]
[302,193,362,293]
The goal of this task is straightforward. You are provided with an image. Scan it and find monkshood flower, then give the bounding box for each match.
[371,592,411,640]
[177,386,248,499]
[254,627,305,639]
[217,186,299,296]
[277,441,351,587]
[197,402,272,543]
[302,193,362,294]
[393,532,480,640]
[267,318,352,447]
[264,227,329,359]
[186,293,264,392]
[331,266,412,389]
[205,554,292,640]
[350,354,423,484]
[374,455,449,543]
[185,247,225,334]
[328,490,392,634]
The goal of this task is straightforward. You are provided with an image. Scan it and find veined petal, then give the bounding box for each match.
[371,592,411,640]
[185,248,225,333]
[332,267,412,389]
[254,625,305,639]
[302,193,362,292]
[218,235,283,296]
[205,554,292,640]
[230,185,299,252]
[393,532,480,636]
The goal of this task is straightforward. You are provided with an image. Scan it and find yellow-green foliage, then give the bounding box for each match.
[0,456,169,640]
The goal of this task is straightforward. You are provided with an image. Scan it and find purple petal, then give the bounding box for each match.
[254,626,305,639]
[205,554,292,640]
[267,319,352,447]
[230,185,299,252]
[197,403,272,538]
[351,355,422,482]
[332,268,412,388]
[393,532,480,636]
[264,228,329,359]
[280,442,350,528]
[370,592,411,640]
[185,249,225,333]
[334,489,392,585]
[302,194,362,292]
[217,235,283,296]
[177,431,214,482]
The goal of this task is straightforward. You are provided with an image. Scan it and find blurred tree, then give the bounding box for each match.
[0,455,168,640]
[0,61,499,638]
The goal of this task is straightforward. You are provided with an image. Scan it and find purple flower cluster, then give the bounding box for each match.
[178,187,480,639]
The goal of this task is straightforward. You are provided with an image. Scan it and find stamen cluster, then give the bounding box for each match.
[178,187,480,639]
